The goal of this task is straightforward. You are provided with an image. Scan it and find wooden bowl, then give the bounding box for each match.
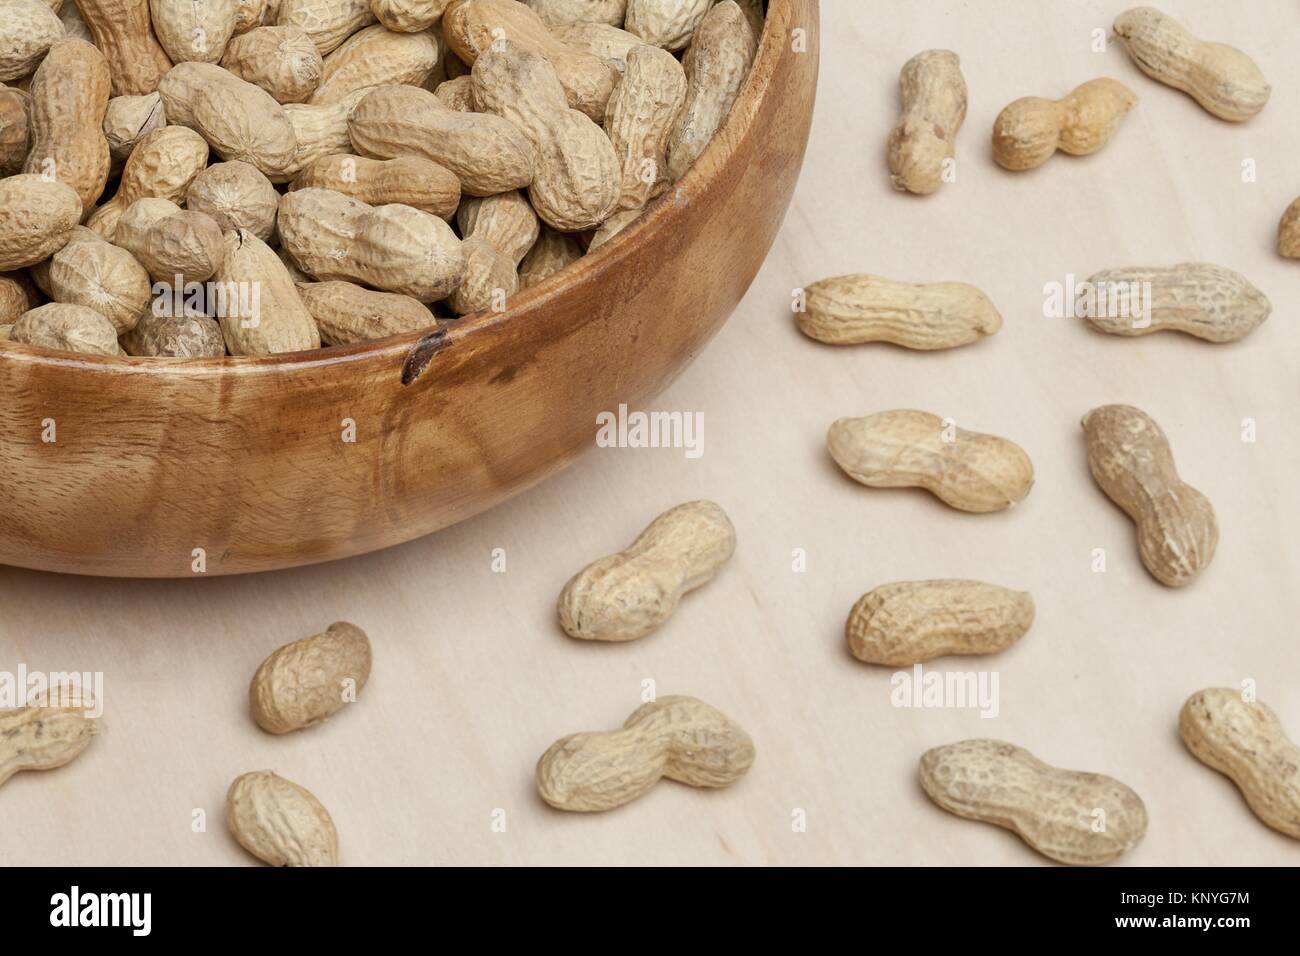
[0,0,820,577]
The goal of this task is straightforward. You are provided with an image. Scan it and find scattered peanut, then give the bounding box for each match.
[846,580,1034,666]
[992,78,1136,171]
[290,153,461,219]
[797,274,1002,350]
[558,499,735,642]
[1081,404,1216,587]
[250,621,372,734]
[220,24,325,103]
[828,410,1034,513]
[297,279,434,344]
[1180,688,1300,839]
[887,50,965,195]
[11,302,122,354]
[1276,199,1300,259]
[0,693,100,788]
[0,174,83,271]
[919,739,1148,865]
[226,770,339,866]
[1079,262,1270,343]
[537,695,755,812]
[1114,6,1269,122]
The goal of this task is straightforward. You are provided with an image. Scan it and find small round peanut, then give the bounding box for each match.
[992,78,1136,171]
[250,621,372,734]
[11,302,122,355]
[0,692,101,788]
[226,770,338,866]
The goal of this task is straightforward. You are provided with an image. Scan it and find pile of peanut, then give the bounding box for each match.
[0,0,762,357]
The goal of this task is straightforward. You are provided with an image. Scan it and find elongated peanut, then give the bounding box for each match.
[276,87,369,182]
[472,46,620,231]
[443,0,621,122]
[250,621,371,734]
[150,0,238,64]
[992,78,1136,171]
[0,693,100,788]
[604,43,686,212]
[47,226,151,333]
[349,83,534,196]
[214,228,321,354]
[846,580,1034,666]
[158,61,297,175]
[887,50,965,195]
[558,500,734,642]
[74,0,175,96]
[1278,199,1300,259]
[221,24,324,103]
[1081,404,1216,587]
[1078,262,1269,343]
[828,410,1033,513]
[186,160,279,239]
[0,0,64,81]
[0,174,82,270]
[666,0,756,180]
[519,224,580,287]
[22,39,112,213]
[920,739,1148,865]
[311,22,439,104]
[297,279,433,344]
[102,92,167,173]
[1180,688,1300,839]
[552,21,641,72]
[525,0,624,29]
[537,695,754,812]
[371,0,451,33]
[121,311,226,356]
[227,770,338,866]
[279,187,465,300]
[11,302,122,354]
[290,153,460,218]
[277,0,376,54]
[448,189,538,315]
[1114,6,1269,122]
[798,274,1001,349]
[88,124,210,238]
[625,0,710,52]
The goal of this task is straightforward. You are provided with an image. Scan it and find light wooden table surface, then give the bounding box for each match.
[4,0,1298,866]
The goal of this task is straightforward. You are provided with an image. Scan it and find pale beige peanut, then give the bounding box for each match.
[625,0,711,52]
[150,0,238,64]
[0,174,82,270]
[121,311,226,356]
[221,24,325,103]
[1082,404,1216,588]
[558,500,734,642]
[1279,200,1300,259]
[1079,262,1269,343]
[371,0,451,33]
[992,78,1135,171]
[158,61,298,175]
[525,0,625,29]
[537,695,754,812]
[887,49,965,195]
[277,0,375,54]
[0,271,39,322]
[116,199,226,282]
[214,228,321,354]
[186,160,280,239]
[448,189,538,314]
[472,46,620,231]
[846,580,1034,666]
[518,224,580,287]
[0,0,64,82]
[0,692,100,788]
[349,83,534,196]
[798,274,1002,350]
[250,621,371,734]
[666,1,756,180]
[278,187,465,301]
[310,22,439,104]
[276,87,370,182]
[919,739,1148,865]
[227,770,338,866]
[1114,6,1268,122]
[828,410,1034,513]
[22,39,112,213]
[0,85,28,175]
[11,302,122,354]
[434,75,474,110]
[87,124,209,238]
[74,0,175,96]
[1180,688,1300,839]
[297,279,433,344]
[443,0,621,122]
[290,153,459,218]
[605,43,686,212]
[107,195,175,249]
[102,92,167,173]
[552,21,642,72]
[47,226,152,333]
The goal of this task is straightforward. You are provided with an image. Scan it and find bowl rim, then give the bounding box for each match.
[0,0,793,377]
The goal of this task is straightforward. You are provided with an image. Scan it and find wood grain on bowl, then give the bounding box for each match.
[0,0,819,577]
